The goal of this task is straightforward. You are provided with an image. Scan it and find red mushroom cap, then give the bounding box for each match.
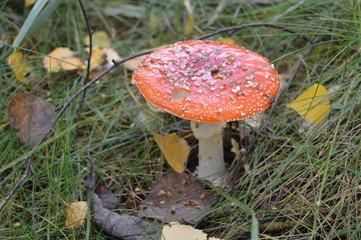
[132,40,280,123]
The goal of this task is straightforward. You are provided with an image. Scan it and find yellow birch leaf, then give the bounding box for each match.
[25,0,37,7]
[154,133,190,173]
[287,84,330,124]
[123,55,147,70]
[60,57,85,71]
[217,37,237,45]
[84,31,111,48]
[43,47,84,72]
[161,222,222,240]
[103,47,121,67]
[7,52,33,82]
[85,47,104,69]
[65,201,88,229]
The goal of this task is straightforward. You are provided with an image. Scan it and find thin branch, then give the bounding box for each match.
[74,0,93,142]
[0,158,32,210]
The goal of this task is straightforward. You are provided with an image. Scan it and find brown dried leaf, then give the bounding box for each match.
[95,181,118,209]
[8,93,56,147]
[65,201,88,229]
[138,173,216,222]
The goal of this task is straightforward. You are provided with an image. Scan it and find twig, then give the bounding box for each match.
[0,22,305,211]
[0,158,32,210]
[74,0,93,142]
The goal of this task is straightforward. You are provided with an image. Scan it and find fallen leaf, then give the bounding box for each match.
[85,47,104,69]
[161,222,222,240]
[138,173,215,222]
[43,47,84,72]
[94,181,118,209]
[103,47,121,67]
[123,55,147,70]
[65,201,88,229]
[154,133,190,173]
[287,84,330,124]
[84,31,111,48]
[25,0,37,7]
[8,93,56,147]
[217,37,237,45]
[7,52,33,82]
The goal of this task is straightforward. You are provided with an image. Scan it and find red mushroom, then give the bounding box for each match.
[133,40,280,184]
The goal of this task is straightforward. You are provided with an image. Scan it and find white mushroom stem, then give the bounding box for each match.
[191,121,226,184]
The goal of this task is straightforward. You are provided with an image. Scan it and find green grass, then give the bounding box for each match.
[1,0,361,239]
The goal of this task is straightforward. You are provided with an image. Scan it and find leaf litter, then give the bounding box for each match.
[84,165,216,239]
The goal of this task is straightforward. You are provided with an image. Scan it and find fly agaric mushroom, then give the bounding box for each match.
[132,40,280,184]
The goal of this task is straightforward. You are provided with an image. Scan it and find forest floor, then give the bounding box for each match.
[0,0,360,239]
